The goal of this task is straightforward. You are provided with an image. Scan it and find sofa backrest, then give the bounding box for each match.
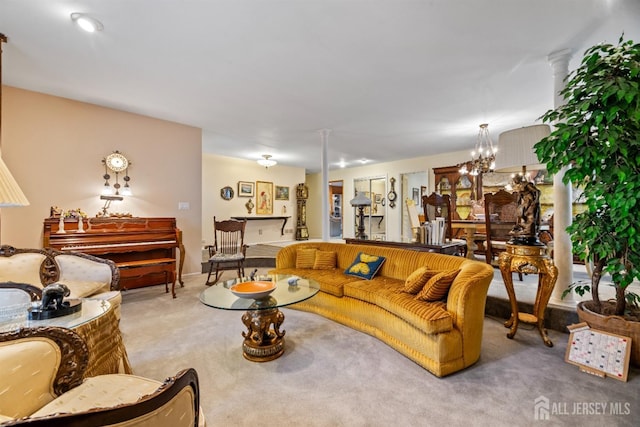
[0,246,119,296]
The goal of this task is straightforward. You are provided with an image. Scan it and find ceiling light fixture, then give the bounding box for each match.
[257,154,277,168]
[70,13,104,33]
[459,123,497,176]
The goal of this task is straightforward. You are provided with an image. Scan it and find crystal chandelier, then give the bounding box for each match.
[459,123,497,176]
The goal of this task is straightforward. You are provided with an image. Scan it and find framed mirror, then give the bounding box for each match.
[220,186,234,200]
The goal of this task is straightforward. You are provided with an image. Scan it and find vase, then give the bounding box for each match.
[77,216,85,233]
[577,301,640,367]
[56,216,66,234]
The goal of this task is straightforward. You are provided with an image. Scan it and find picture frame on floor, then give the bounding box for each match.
[256,181,273,215]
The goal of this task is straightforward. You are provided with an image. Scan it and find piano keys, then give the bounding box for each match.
[43,217,185,292]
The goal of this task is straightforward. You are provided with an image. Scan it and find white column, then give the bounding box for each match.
[319,129,331,241]
[547,49,574,304]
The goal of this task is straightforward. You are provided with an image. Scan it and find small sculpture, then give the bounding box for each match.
[245,199,254,214]
[41,283,71,311]
[509,176,542,244]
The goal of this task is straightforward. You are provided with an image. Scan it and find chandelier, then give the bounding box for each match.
[459,123,497,176]
[257,154,277,168]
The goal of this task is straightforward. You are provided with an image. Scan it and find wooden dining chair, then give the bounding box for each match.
[483,189,522,280]
[205,217,248,286]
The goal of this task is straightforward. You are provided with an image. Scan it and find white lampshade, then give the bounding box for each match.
[350,191,372,207]
[494,124,550,173]
[0,156,29,207]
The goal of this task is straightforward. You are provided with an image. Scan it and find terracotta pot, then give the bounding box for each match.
[577,301,640,367]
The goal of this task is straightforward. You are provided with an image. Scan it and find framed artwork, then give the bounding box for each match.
[275,185,290,201]
[374,193,382,204]
[256,181,273,215]
[238,181,254,197]
[412,188,419,205]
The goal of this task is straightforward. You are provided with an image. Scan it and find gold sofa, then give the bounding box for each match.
[0,327,204,426]
[271,242,494,377]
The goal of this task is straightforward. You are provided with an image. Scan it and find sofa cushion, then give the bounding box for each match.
[56,255,113,298]
[313,250,336,270]
[295,248,317,269]
[416,269,460,302]
[404,267,443,294]
[31,374,162,418]
[344,252,386,280]
[344,280,453,334]
[0,253,46,289]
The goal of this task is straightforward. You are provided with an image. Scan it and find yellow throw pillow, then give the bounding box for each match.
[313,251,337,270]
[415,269,460,302]
[296,248,317,269]
[404,267,442,294]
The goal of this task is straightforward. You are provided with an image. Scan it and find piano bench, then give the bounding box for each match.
[116,258,179,298]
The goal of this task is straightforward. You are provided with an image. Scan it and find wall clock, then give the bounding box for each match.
[387,177,397,208]
[105,151,129,172]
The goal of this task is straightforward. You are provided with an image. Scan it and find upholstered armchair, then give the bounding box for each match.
[0,327,205,426]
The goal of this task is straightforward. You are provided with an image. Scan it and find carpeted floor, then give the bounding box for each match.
[119,272,639,427]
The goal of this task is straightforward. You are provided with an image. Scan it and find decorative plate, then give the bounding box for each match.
[230,281,276,299]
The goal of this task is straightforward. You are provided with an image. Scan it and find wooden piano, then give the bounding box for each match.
[43,217,185,295]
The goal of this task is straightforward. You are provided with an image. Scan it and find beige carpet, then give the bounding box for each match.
[119,271,639,427]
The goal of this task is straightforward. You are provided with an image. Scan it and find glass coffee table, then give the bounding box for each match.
[199,274,320,362]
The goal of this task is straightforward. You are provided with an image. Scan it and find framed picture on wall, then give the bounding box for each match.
[256,181,273,215]
[412,188,419,205]
[275,185,289,200]
[238,181,254,197]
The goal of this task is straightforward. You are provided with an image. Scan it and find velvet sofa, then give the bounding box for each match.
[271,242,494,377]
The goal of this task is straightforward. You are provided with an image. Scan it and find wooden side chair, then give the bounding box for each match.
[205,217,248,286]
[422,192,466,256]
[483,189,522,280]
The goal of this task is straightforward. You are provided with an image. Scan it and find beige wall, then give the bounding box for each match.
[1,86,203,275]
[202,153,306,249]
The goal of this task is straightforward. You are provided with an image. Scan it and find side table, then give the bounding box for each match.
[498,244,558,347]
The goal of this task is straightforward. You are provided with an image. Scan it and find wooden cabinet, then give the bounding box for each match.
[433,164,482,220]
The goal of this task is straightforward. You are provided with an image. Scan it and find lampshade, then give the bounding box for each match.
[257,154,277,168]
[350,191,371,207]
[0,156,29,207]
[494,124,550,173]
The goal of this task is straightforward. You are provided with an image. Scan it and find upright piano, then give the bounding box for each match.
[43,217,185,292]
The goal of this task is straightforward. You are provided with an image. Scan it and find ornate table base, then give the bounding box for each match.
[498,244,558,347]
[241,299,286,362]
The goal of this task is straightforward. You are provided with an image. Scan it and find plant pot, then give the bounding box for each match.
[577,301,640,368]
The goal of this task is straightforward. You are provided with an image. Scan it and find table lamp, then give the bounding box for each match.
[494,124,550,246]
[350,192,372,239]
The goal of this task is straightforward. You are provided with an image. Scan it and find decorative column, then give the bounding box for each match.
[548,49,574,304]
[295,183,309,240]
[319,129,331,241]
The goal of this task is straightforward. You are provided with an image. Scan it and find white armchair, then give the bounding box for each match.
[0,327,205,426]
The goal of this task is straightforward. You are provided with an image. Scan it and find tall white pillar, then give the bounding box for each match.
[547,49,574,304]
[319,129,331,241]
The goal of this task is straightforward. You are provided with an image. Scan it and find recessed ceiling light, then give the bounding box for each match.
[70,13,104,33]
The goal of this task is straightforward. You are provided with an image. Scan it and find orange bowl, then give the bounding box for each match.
[230,281,276,299]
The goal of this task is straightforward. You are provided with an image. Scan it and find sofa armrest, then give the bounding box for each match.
[54,252,120,297]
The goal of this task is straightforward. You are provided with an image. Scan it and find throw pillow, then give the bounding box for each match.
[295,248,317,269]
[313,251,337,270]
[344,252,386,280]
[403,267,442,294]
[416,269,460,302]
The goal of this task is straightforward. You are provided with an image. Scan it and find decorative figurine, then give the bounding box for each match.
[40,283,71,311]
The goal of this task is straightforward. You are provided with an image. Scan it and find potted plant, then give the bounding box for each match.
[535,35,640,363]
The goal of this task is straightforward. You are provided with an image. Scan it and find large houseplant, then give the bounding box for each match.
[535,35,640,321]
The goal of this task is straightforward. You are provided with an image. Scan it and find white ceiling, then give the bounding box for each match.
[1,1,638,173]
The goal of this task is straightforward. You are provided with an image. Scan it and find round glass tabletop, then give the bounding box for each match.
[199,274,320,311]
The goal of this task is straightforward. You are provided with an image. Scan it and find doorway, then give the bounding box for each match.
[400,171,428,241]
[329,180,343,238]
